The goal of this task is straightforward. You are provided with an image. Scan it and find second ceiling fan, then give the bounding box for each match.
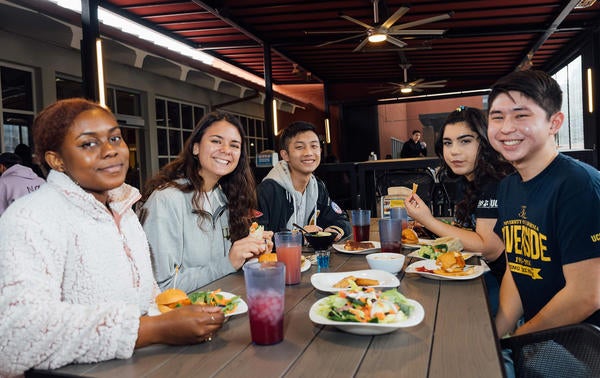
[311,0,453,52]
[370,64,448,95]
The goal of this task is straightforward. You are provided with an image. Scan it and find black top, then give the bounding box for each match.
[400,140,427,158]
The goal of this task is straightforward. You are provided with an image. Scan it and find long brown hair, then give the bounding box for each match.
[141,111,256,241]
[434,106,513,227]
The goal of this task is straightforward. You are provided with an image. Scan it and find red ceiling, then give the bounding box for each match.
[51,0,600,104]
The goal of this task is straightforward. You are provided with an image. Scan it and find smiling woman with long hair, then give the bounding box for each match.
[139,111,273,293]
[406,106,513,285]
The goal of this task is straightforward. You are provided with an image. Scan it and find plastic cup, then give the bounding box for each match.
[316,250,330,272]
[274,231,303,285]
[243,261,285,345]
[351,209,371,241]
[378,218,403,253]
[390,207,409,230]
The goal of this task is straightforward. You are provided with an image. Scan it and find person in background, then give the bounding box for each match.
[0,151,46,216]
[0,98,224,377]
[405,107,514,313]
[15,143,46,178]
[139,111,273,293]
[488,70,600,339]
[256,121,350,239]
[400,129,427,158]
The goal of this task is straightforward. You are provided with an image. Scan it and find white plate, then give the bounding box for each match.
[332,241,381,255]
[246,257,311,273]
[147,291,248,317]
[301,257,311,272]
[310,269,400,292]
[405,259,485,281]
[402,238,434,249]
[406,250,478,260]
[309,297,425,335]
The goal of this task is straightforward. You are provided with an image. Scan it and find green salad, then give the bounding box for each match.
[188,290,240,315]
[316,284,413,323]
[416,243,449,259]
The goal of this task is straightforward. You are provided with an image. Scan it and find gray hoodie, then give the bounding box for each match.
[263,161,319,230]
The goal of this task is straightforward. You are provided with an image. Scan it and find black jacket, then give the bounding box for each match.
[256,177,351,236]
[400,139,427,158]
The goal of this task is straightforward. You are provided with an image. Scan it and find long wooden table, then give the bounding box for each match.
[28,235,505,377]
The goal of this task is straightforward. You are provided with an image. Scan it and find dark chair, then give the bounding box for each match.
[500,323,600,378]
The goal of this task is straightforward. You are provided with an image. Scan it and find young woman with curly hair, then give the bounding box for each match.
[406,106,513,286]
[139,111,273,293]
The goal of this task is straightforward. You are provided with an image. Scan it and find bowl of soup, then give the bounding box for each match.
[366,253,406,274]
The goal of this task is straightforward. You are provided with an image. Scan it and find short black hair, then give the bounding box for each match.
[278,121,318,151]
[488,69,562,120]
[0,152,22,168]
[412,130,422,135]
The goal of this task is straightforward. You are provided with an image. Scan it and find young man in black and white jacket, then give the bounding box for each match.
[257,121,350,239]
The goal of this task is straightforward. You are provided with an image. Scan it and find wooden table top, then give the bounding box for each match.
[28,241,504,378]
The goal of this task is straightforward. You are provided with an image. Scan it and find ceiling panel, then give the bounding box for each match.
[70,1,600,103]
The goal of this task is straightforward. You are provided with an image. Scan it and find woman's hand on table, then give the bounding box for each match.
[405,193,434,224]
[229,231,274,269]
[137,305,224,347]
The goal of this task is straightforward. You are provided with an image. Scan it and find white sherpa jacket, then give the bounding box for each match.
[0,170,158,377]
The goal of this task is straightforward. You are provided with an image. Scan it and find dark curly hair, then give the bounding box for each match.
[434,106,514,227]
[141,110,256,241]
[33,98,114,171]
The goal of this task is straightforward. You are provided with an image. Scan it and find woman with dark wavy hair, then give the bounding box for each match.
[140,111,273,293]
[406,106,513,285]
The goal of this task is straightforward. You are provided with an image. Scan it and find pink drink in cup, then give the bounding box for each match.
[277,245,301,284]
[243,261,285,345]
[247,289,284,345]
[274,231,303,285]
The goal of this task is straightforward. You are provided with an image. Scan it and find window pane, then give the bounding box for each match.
[194,106,204,125]
[181,104,194,130]
[1,66,33,111]
[155,99,166,127]
[554,56,584,151]
[105,88,116,112]
[158,157,169,168]
[116,90,141,116]
[3,112,33,151]
[167,101,180,128]
[183,131,192,145]
[157,128,168,155]
[56,77,83,100]
[169,129,181,156]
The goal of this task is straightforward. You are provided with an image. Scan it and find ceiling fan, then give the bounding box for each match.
[308,0,452,52]
[369,64,447,94]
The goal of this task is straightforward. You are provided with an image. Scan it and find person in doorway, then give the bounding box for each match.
[0,98,224,377]
[256,121,350,239]
[0,152,45,216]
[139,111,273,293]
[400,129,427,158]
[487,70,600,339]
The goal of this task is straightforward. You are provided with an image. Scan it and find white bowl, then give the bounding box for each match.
[366,253,406,274]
